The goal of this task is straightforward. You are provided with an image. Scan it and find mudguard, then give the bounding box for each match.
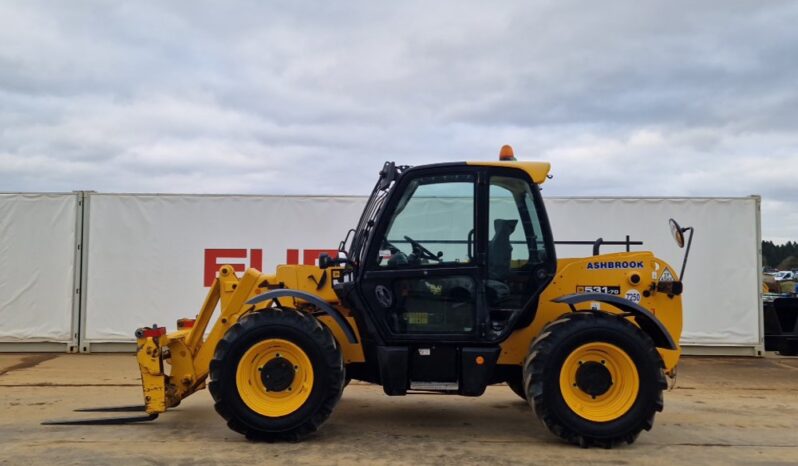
[552,293,677,350]
[246,290,358,344]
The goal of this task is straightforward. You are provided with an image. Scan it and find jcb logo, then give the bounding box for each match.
[204,248,338,286]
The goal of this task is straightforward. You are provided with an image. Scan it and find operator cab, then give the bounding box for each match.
[341,148,556,342]
[334,146,557,394]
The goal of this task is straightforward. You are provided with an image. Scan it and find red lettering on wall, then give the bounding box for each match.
[204,249,262,286]
[250,249,263,271]
[205,248,339,286]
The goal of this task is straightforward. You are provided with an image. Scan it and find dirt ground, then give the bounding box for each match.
[0,354,796,466]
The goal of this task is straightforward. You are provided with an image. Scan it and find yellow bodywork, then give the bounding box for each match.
[136,250,681,415]
[467,161,552,184]
[136,264,364,415]
[498,251,682,373]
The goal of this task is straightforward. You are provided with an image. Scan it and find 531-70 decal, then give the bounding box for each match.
[576,285,621,295]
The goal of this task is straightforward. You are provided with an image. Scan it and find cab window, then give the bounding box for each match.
[376,174,475,268]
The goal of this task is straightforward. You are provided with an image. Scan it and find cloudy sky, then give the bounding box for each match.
[1,1,796,241]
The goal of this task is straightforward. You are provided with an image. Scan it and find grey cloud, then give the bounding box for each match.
[1,1,797,241]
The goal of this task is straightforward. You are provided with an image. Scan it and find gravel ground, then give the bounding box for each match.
[0,354,796,465]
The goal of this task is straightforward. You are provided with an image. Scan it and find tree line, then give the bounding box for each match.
[762,241,798,270]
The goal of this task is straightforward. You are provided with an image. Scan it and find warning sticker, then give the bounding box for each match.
[577,285,621,295]
[660,268,674,282]
[625,289,642,304]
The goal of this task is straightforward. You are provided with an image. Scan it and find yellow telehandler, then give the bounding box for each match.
[45,146,693,447]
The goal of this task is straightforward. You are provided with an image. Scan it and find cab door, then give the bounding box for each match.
[484,171,556,339]
[358,168,486,343]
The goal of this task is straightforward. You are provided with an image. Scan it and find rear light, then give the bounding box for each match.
[135,325,167,339]
[177,318,196,330]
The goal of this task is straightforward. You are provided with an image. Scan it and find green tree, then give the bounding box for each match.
[763,240,798,269]
[777,256,798,270]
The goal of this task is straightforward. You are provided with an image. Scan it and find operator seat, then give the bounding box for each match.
[488,219,518,281]
[486,219,518,308]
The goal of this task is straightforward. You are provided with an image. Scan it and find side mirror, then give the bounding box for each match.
[669,218,685,248]
[319,253,333,269]
[668,218,694,281]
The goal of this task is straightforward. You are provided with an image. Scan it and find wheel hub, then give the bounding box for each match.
[575,361,612,397]
[260,357,296,392]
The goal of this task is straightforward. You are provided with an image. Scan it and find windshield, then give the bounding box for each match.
[377,174,475,267]
[346,162,406,267]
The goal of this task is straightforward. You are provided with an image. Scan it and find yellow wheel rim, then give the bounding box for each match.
[559,342,639,423]
[236,338,314,417]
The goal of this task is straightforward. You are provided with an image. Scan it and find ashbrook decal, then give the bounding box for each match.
[586,261,644,270]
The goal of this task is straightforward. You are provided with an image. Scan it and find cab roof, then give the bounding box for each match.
[466,161,552,184]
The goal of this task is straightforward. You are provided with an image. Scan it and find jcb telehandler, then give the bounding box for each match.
[46,146,693,447]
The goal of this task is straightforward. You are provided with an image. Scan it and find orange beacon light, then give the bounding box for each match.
[499,144,516,161]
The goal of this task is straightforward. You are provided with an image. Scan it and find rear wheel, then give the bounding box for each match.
[209,309,344,441]
[524,312,666,447]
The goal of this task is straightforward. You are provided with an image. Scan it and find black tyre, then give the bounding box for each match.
[208,308,344,441]
[524,312,666,448]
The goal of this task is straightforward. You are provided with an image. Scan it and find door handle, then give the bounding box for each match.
[467,229,475,260]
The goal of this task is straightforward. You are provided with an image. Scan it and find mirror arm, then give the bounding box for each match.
[338,228,356,253]
[679,227,694,280]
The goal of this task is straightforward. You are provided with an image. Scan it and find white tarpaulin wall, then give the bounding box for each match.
[83,195,366,343]
[0,193,78,345]
[546,197,761,347]
[82,194,761,350]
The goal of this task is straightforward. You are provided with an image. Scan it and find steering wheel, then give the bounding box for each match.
[404,235,441,262]
[383,239,400,253]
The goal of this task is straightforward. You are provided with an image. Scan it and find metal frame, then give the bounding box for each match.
[67,191,86,353]
[753,195,765,356]
[78,192,94,353]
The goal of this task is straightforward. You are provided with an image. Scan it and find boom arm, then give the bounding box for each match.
[135,266,266,414]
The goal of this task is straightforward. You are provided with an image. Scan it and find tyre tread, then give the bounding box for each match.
[208,309,344,442]
[524,311,666,448]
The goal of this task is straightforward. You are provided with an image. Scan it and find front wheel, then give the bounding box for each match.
[208,309,344,441]
[524,312,666,448]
